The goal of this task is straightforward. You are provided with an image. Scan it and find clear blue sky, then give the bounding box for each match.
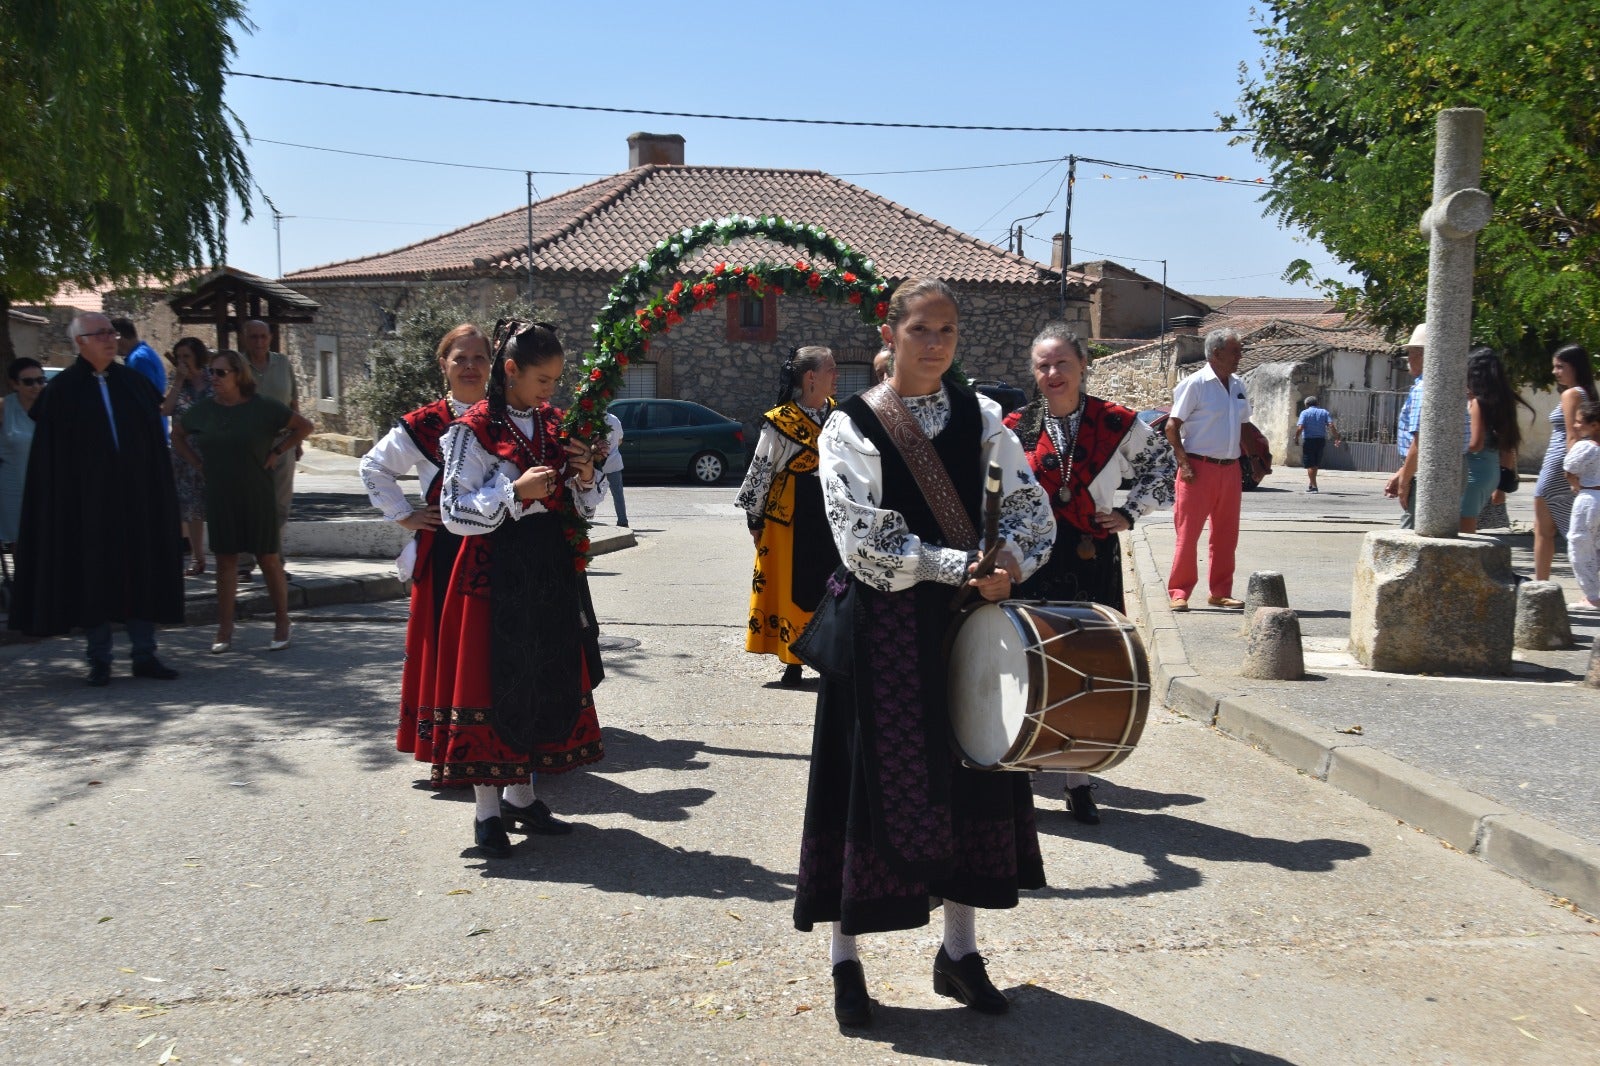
[221,0,1355,299]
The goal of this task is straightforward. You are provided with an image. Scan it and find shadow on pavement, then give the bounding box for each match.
[1031,805,1370,901]
[472,823,797,901]
[848,984,1296,1064]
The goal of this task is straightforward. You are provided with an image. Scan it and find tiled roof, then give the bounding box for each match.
[1100,318,1395,373]
[285,165,1073,287]
[1208,296,1340,317]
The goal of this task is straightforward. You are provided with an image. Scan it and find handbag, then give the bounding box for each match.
[1498,467,1519,494]
[789,568,855,680]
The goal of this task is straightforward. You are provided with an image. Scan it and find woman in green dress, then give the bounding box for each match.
[172,349,314,654]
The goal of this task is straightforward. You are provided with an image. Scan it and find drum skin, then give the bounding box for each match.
[948,601,1150,773]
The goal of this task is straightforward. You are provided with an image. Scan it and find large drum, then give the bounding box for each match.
[947,600,1149,772]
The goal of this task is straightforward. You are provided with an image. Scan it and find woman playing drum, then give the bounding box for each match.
[1005,323,1175,823]
[793,279,1056,1026]
[736,345,842,686]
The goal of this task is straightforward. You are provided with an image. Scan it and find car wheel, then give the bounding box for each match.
[690,451,725,484]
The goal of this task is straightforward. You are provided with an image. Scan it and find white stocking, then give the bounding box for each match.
[943,901,978,960]
[829,922,859,966]
[502,780,537,808]
[473,785,501,822]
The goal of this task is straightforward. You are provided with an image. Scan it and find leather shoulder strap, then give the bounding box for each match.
[859,383,978,551]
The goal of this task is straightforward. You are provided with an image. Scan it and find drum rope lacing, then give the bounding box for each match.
[1013,624,1149,758]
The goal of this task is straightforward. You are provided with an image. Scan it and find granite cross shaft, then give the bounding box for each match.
[1414,108,1493,538]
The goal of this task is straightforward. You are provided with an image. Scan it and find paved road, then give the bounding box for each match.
[3,472,1598,1063]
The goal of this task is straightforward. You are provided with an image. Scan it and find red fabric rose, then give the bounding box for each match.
[848,293,863,305]
[875,301,888,317]
[619,354,630,367]
[843,272,857,284]
[713,262,726,275]
[580,398,594,410]
[806,273,821,290]
[590,368,603,381]
[795,259,809,272]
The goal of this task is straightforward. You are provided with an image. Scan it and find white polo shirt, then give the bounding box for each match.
[1171,362,1251,460]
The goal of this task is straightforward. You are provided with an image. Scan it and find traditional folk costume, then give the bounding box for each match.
[9,358,183,640]
[360,397,469,765]
[737,399,842,664]
[793,384,1056,935]
[1005,396,1176,609]
[431,400,607,788]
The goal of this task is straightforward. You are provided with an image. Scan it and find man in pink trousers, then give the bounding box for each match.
[1165,328,1250,611]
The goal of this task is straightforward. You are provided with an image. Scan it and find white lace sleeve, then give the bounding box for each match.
[735,422,802,519]
[440,422,519,535]
[566,471,605,519]
[360,425,431,522]
[978,397,1056,581]
[1119,416,1178,519]
[820,410,973,592]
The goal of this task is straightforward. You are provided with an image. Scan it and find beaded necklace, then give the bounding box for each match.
[1042,396,1086,504]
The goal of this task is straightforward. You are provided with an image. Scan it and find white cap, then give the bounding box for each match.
[1406,323,1427,348]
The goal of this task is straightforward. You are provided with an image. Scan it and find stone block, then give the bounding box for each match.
[1514,581,1573,650]
[1587,643,1600,689]
[1241,607,1304,680]
[299,576,365,608]
[282,519,409,560]
[1325,746,1506,853]
[1240,570,1289,634]
[1349,531,1515,674]
[1165,675,1220,723]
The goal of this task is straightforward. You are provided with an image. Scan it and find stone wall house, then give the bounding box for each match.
[281,133,1093,437]
[1068,259,1212,343]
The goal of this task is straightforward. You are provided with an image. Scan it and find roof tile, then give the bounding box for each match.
[286,165,1070,287]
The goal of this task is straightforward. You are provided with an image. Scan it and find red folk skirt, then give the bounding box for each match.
[397,527,457,763]
[423,525,604,788]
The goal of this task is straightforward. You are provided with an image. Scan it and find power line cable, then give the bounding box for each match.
[229,71,1232,134]
[253,137,606,176]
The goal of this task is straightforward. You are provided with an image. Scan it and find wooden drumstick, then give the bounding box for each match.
[952,462,1006,611]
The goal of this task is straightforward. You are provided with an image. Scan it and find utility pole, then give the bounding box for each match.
[1059,155,1076,314]
[1160,258,1169,374]
[273,209,288,279]
[526,172,536,304]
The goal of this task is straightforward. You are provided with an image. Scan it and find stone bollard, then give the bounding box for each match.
[1585,642,1600,689]
[1514,581,1573,650]
[1240,570,1290,634]
[1241,607,1305,680]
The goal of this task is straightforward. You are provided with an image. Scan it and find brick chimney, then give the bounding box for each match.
[1168,314,1203,336]
[628,132,685,168]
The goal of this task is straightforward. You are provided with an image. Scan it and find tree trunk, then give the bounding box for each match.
[0,290,15,395]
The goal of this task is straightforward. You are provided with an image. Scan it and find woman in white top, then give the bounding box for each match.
[793,278,1056,1026]
[432,321,606,860]
[359,324,491,780]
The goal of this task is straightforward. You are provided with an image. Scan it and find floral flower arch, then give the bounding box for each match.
[554,214,891,567]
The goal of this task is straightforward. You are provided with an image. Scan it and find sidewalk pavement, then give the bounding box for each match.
[0,442,635,643]
[1125,509,1600,916]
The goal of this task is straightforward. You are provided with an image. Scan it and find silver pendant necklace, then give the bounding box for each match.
[1043,400,1084,504]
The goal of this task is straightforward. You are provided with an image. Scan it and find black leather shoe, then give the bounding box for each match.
[131,657,179,681]
[1066,783,1101,825]
[831,959,875,1027]
[473,816,513,859]
[86,662,111,687]
[500,797,573,836]
[781,664,803,687]
[932,946,1009,1014]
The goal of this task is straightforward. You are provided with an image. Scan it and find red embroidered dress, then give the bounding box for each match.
[389,398,462,764]
[429,400,605,787]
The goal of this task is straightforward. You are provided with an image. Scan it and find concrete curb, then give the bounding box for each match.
[1126,525,1600,916]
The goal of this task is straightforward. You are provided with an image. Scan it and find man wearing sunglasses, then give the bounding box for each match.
[7,313,184,686]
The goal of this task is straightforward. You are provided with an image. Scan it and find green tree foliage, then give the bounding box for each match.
[1229,1,1600,377]
[0,0,252,360]
[347,287,550,435]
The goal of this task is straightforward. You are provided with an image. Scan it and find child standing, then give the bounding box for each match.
[1562,400,1600,610]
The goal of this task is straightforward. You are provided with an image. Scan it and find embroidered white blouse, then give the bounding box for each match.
[735,402,831,519]
[819,387,1055,593]
[439,410,606,537]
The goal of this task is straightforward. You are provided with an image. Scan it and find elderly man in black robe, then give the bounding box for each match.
[9,313,184,686]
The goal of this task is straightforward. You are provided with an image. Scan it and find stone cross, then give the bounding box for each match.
[1414,108,1493,538]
